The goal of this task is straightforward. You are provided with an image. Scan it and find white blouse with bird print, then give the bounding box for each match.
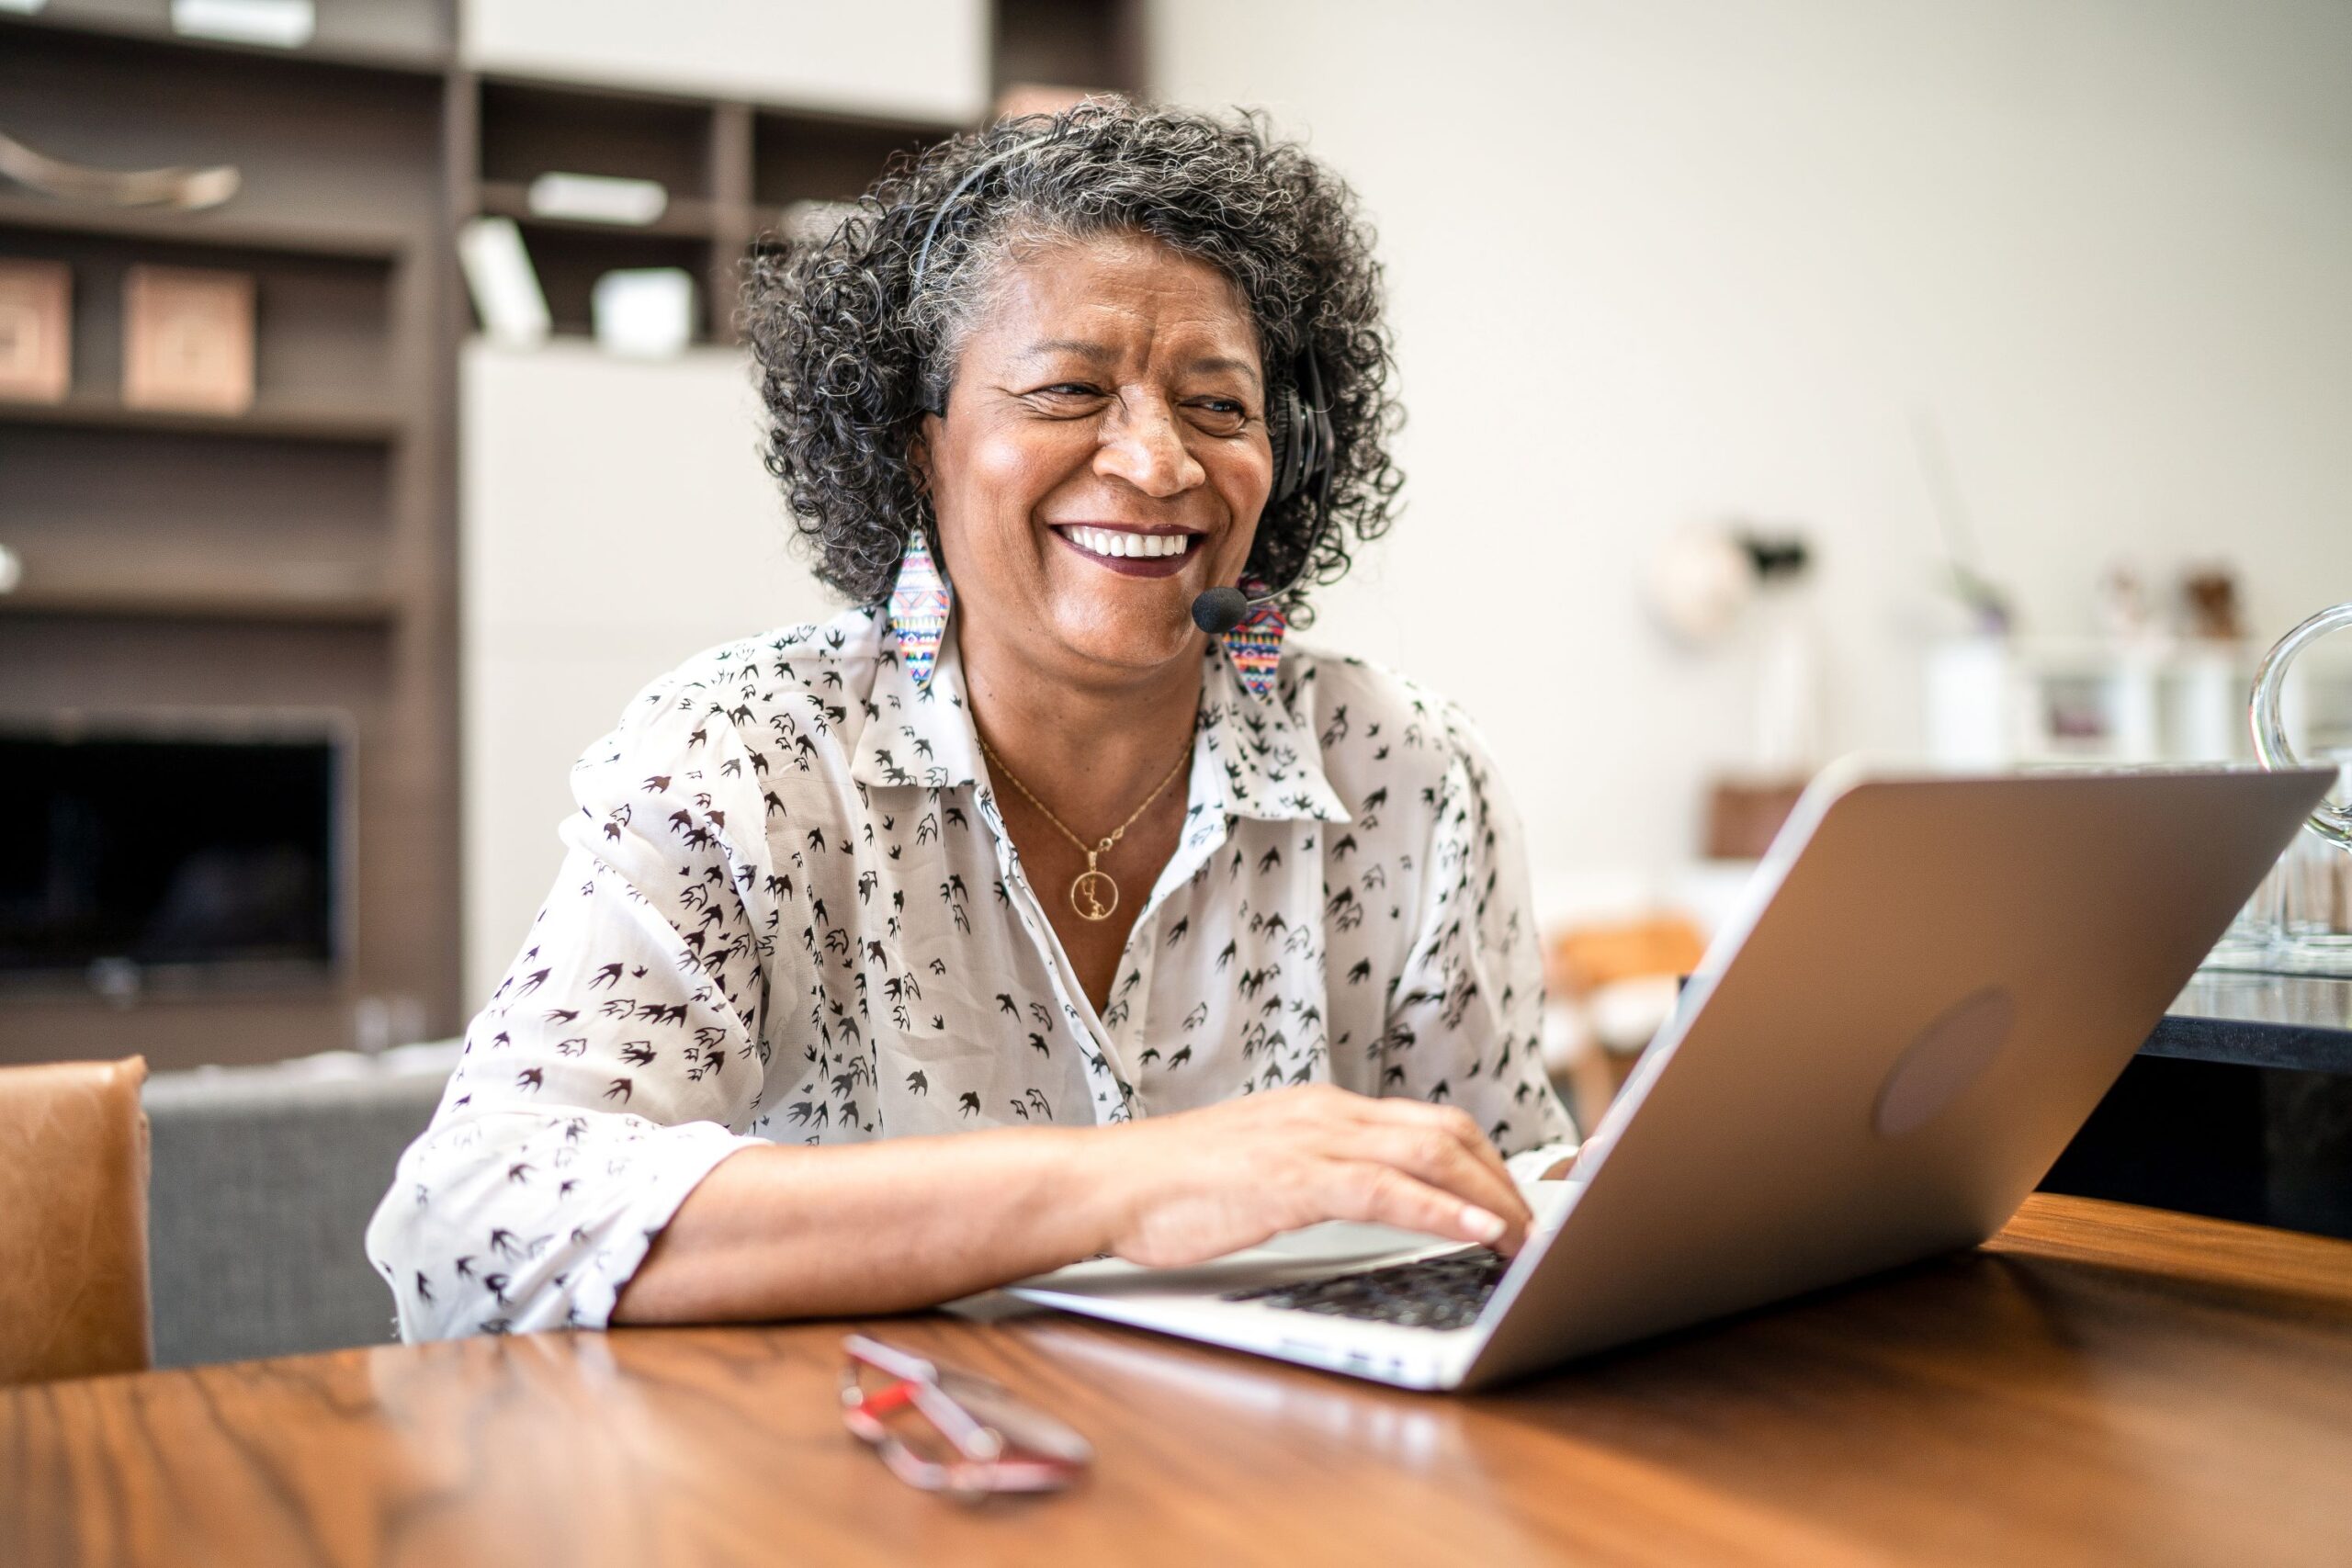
[367,604,1578,1339]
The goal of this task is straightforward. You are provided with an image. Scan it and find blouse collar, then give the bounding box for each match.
[851,608,1350,827]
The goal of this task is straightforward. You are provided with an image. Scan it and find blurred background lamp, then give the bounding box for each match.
[1647,523,1758,647]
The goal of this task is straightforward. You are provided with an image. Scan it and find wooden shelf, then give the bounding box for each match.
[0,396,406,444]
[0,583,401,626]
[474,180,737,243]
[0,192,407,263]
[0,11,451,78]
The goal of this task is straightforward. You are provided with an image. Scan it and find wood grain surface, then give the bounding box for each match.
[6,1195,2350,1567]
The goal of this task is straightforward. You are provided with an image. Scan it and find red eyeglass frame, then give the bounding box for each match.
[839,1333,1093,1497]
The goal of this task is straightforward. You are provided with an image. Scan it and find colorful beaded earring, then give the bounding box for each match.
[1219,578,1287,702]
[887,528,951,689]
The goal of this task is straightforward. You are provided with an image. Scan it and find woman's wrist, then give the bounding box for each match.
[1055,1119,1158,1260]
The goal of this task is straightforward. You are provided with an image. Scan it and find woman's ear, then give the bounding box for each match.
[908,413,942,501]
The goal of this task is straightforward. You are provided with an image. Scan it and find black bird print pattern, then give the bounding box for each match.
[365,606,1576,1341]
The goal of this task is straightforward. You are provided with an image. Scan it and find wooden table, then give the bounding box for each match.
[7,1196,2351,1567]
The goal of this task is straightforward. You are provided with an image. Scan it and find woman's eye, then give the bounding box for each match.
[1018,384,1108,418]
[1190,400,1250,431]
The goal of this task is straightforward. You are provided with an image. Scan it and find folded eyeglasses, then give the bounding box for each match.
[839,1333,1093,1498]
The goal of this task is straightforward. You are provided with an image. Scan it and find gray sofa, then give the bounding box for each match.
[141,1041,458,1368]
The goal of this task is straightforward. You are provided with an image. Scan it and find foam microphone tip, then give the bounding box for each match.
[1191,586,1249,635]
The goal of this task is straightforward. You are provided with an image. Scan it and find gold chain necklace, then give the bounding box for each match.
[976,731,1189,922]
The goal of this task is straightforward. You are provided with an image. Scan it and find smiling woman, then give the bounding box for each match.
[365,101,1577,1341]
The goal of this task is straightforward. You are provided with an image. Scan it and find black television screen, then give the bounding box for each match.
[0,730,343,978]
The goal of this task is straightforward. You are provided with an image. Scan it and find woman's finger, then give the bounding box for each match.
[1348,1122,1530,1236]
[1324,1161,1528,1255]
[1343,1096,1528,1225]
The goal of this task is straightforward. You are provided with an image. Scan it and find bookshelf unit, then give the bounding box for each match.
[0,0,1142,1071]
[459,79,963,344]
[0,13,458,1069]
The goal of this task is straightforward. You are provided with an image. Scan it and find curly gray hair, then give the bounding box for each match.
[744,98,1404,615]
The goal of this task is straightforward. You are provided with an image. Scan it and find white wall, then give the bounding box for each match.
[461,0,989,122]
[1148,0,2352,893]
[460,342,833,1004]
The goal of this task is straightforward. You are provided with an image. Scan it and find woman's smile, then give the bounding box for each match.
[1050,523,1204,578]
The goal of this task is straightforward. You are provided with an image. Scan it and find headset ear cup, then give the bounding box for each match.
[1266,355,1335,506]
[1300,402,1332,496]
[1267,382,1300,504]
[1297,351,1332,497]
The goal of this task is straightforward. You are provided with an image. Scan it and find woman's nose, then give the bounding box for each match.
[1093,393,1205,498]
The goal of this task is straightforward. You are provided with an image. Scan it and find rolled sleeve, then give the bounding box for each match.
[368,1108,759,1337]
[365,671,790,1339]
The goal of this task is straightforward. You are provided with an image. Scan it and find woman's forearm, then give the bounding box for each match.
[610,1085,1546,1326]
[610,1126,1117,1324]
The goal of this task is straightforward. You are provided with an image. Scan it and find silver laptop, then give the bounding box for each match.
[1003,761,2336,1391]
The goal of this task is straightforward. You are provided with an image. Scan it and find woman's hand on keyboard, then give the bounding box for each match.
[1086,1085,1534,1269]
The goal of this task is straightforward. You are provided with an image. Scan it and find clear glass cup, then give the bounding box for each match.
[2205,862,2287,971]
[2249,604,2352,976]
[2275,812,2352,975]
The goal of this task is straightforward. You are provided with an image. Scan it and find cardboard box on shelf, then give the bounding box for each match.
[123,265,255,414]
[0,258,72,404]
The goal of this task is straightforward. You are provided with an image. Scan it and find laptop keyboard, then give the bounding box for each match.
[1220,1247,1511,1332]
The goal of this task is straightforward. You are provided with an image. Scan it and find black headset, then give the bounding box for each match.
[1263,343,1334,510]
[910,130,1336,631]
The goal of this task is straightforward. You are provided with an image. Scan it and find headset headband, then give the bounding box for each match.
[912,131,1056,298]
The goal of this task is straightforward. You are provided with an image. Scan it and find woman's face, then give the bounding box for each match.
[917,231,1273,681]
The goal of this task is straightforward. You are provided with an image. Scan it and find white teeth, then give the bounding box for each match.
[1069,527,1190,560]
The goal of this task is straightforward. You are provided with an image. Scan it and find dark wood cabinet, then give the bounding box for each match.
[0,17,460,1067]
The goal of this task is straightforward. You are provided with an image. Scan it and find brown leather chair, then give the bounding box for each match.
[0,1056,153,1384]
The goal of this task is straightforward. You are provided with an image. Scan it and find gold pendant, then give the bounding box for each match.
[1071,851,1118,921]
